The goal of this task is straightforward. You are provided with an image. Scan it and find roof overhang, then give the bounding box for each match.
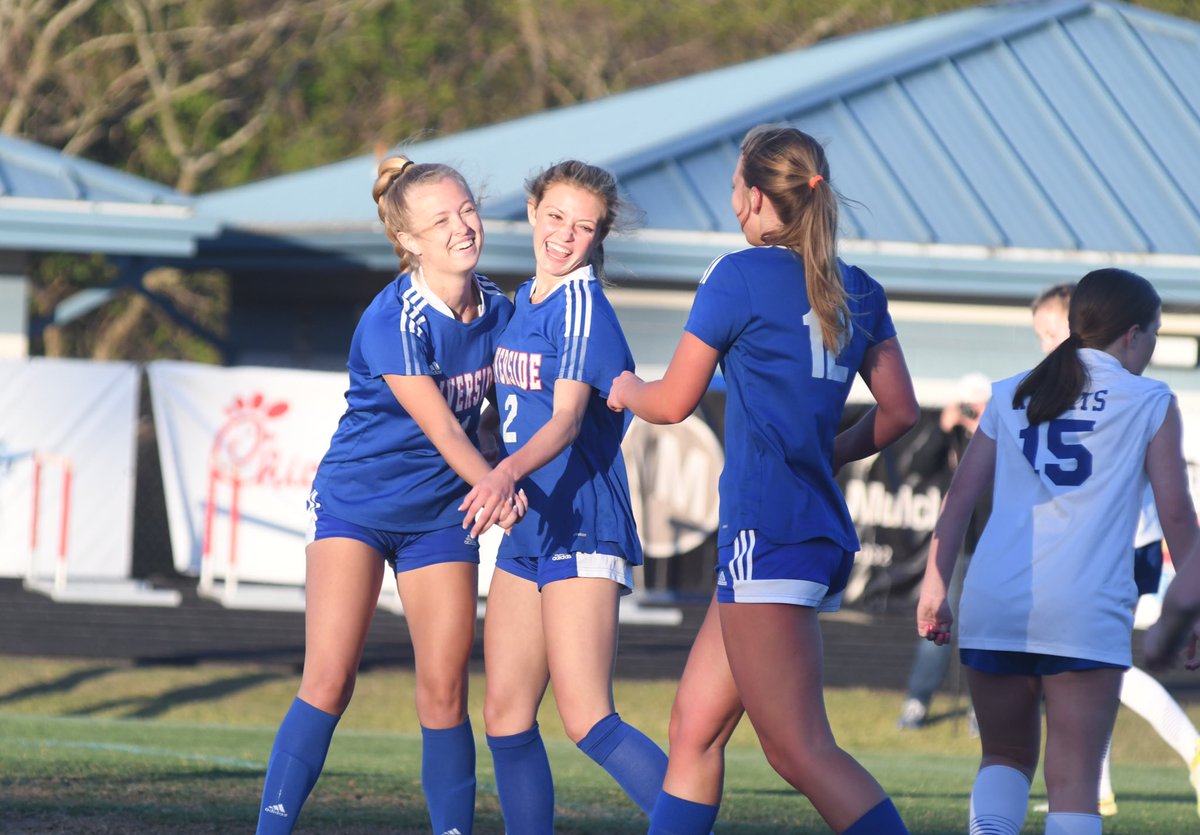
[0,196,220,258]
[188,216,1200,309]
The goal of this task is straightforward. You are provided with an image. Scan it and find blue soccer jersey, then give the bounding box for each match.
[493,265,642,564]
[685,246,896,550]
[313,271,514,531]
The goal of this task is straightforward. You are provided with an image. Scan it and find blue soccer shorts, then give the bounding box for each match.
[1134,540,1164,597]
[306,490,479,574]
[715,531,852,610]
[960,648,1128,676]
[496,545,634,594]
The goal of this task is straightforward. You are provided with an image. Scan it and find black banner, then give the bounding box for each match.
[635,397,989,612]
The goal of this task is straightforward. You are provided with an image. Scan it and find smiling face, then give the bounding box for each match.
[397,176,483,279]
[527,182,606,283]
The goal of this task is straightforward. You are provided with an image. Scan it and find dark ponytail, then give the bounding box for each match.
[1014,269,1160,424]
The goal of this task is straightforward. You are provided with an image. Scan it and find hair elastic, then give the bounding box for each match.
[808,174,824,189]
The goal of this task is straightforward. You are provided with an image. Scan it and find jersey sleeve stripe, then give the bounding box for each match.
[699,251,736,285]
[561,280,593,379]
[398,287,430,376]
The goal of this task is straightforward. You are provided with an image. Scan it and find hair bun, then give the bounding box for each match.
[372,155,417,203]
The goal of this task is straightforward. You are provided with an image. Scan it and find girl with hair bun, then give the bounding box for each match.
[919,268,1199,835]
[255,156,522,835]
[609,125,918,834]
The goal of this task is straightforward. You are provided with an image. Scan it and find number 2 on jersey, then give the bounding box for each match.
[802,311,849,382]
[1019,418,1095,486]
[502,393,518,443]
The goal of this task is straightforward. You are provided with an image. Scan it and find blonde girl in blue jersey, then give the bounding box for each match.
[918,268,1199,835]
[608,125,919,834]
[459,160,669,833]
[256,156,523,835]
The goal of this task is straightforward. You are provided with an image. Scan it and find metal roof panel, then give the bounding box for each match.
[197,1,1200,270]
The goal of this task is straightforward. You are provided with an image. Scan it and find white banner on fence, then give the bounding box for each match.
[148,360,346,585]
[0,358,139,580]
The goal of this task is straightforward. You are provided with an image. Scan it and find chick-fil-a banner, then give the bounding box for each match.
[0,358,139,580]
[147,360,346,585]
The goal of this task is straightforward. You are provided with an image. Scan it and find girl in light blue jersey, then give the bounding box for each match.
[460,160,668,833]
[256,156,522,835]
[919,268,1199,835]
[608,125,918,834]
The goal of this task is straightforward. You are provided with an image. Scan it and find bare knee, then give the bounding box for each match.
[554,701,612,743]
[757,735,831,790]
[415,671,468,728]
[483,690,538,737]
[981,744,1039,778]
[298,668,357,715]
[668,701,729,765]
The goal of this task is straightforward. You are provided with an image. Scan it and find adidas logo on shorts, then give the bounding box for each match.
[551,553,572,561]
[717,570,727,586]
[264,803,288,818]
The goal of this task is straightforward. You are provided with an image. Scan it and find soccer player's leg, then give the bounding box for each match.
[541,571,668,816]
[650,594,738,835]
[397,551,480,835]
[258,537,385,833]
[1043,668,1122,833]
[963,664,1042,835]
[483,563,554,835]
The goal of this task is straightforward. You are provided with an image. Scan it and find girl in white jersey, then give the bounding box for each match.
[1031,282,1200,819]
[256,157,523,835]
[459,161,669,833]
[918,268,1198,835]
[608,125,919,834]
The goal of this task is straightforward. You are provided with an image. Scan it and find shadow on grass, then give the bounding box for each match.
[64,670,290,719]
[0,665,120,705]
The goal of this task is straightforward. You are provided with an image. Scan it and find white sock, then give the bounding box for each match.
[1120,665,1199,764]
[969,765,1030,835]
[1045,812,1102,834]
[1098,735,1113,800]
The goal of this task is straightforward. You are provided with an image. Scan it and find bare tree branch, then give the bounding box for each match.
[1,0,97,133]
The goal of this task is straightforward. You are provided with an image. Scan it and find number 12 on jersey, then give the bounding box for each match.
[802,311,850,382]
[1019,418,1095,486]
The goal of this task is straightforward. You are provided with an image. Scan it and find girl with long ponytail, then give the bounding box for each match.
[608,125,919,834]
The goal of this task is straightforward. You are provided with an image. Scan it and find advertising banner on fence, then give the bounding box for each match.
[0,358,139,580]
[148,360,346,585]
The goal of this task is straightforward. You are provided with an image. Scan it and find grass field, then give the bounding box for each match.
[1,655,1197,833]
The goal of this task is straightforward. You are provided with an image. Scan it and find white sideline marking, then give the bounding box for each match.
[8,737,261,770]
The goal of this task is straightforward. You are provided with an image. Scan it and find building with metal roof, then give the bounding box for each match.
[0,133,219,358]
[191,0,1200,397]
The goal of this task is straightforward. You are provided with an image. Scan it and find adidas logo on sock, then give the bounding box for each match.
[264,803,288,818]
[441,829,462,835]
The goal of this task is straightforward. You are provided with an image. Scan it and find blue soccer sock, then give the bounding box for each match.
[844,797,909,834]
[487,723,554,835]
[257,697,340,834]
[421,719,477,835]
[576,712,668,815]
[647,789,720,835]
